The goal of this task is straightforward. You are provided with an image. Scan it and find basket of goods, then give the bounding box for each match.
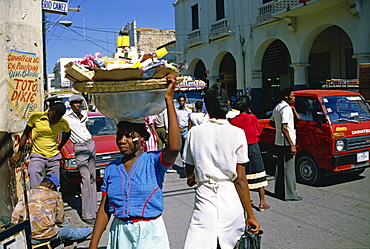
[65,47,187,119]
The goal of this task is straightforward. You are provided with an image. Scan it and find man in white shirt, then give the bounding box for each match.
[270,88,302,201]
[176,95,192,157]
[64,95,97,225]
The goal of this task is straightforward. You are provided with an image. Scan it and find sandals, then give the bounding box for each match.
[258,204,270,212]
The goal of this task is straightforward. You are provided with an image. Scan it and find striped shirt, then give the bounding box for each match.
[12,186,64,240]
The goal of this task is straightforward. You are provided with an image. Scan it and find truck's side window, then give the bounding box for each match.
[295,98,319,122]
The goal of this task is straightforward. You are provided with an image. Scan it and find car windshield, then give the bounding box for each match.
[322,95,370,123]
[88,116,117,136]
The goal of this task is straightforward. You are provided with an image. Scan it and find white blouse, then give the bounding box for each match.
[183,118,249,183]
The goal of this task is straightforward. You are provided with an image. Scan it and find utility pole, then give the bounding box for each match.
[42,6,80,93]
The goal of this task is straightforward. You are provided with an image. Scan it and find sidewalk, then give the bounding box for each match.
[63,160,370,248]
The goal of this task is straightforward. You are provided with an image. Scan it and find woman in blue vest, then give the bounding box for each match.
[89,75,181,249]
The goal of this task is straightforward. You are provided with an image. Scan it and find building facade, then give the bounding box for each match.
[174,0,370,117]
[124,19,176,55]
[52,57,81,90]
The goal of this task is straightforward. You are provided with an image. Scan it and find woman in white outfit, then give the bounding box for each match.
[183,84,260,249]
[189,100,206,128]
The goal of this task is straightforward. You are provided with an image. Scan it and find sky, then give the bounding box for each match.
[45,0,176,74]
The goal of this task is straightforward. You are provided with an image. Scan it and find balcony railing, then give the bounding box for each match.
[209,19,229,40]
[186,29,202,47]
[257,0,301,24]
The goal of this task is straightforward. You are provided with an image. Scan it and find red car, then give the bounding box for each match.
[59,112,120,192]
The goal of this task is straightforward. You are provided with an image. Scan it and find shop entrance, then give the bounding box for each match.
[262,40,292,114]
[218,52,237,103]
[308,26,356,89]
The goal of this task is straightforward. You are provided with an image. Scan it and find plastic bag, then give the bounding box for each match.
[234,227,263,249]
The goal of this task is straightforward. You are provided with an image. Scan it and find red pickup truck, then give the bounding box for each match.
[59,112,121,192]
[259,89,370,185]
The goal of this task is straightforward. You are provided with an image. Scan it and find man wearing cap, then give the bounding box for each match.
[12,173,93,244]
[10,102,71,188]
[64,94,97,226]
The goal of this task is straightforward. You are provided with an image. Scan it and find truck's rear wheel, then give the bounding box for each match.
[296,156,322,185]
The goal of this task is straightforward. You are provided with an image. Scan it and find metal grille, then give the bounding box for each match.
[96,152,122,166]
[347,135,370,151]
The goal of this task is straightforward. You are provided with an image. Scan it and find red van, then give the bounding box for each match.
[259,90,370,185]
[59,112,121,191]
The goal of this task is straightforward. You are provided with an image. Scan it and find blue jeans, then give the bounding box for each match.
[58,226,93,241]
[31,226,92,244]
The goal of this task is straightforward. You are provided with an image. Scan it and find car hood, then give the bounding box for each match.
[61,135,119,158]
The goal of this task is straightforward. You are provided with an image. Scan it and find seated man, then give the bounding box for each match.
[324,99,340,122]
[295,98,313,121]
[11,174,92,245]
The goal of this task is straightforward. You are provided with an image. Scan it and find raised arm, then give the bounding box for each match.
[162,74,181,165]
[234,163,260,233]
[292,105,301,121]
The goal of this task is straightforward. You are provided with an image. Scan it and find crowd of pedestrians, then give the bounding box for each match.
[9,73,303,248]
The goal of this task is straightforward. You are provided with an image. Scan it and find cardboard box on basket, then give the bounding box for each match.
[94,66,179,81]
[65,62,94,82]
[94,68,142,81]
[152,65,180,79]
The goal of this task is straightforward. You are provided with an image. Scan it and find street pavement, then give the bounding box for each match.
[63,158,370,249]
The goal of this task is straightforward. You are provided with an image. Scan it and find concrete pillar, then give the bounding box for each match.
[290,63,310,90]
[252,70,263,88]
[1,0,43,225]
[251,70,264,118]
[206,75,220,87]
[353,53,370,78]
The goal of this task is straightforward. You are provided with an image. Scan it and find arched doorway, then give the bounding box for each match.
[308,26,356,89]
[218,52,237,100]
[262,40,292,113]
[193,60,207,81]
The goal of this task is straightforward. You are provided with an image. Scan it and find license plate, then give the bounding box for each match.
[357,151,369,162]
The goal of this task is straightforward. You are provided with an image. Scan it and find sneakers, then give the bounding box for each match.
[258,204,270,212]
[166,167,176,173]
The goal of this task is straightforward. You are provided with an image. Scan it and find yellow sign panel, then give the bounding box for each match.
[8,50,40,198]
[8,50,41,120]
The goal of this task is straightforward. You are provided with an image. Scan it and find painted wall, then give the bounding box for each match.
[0,0,44,224]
